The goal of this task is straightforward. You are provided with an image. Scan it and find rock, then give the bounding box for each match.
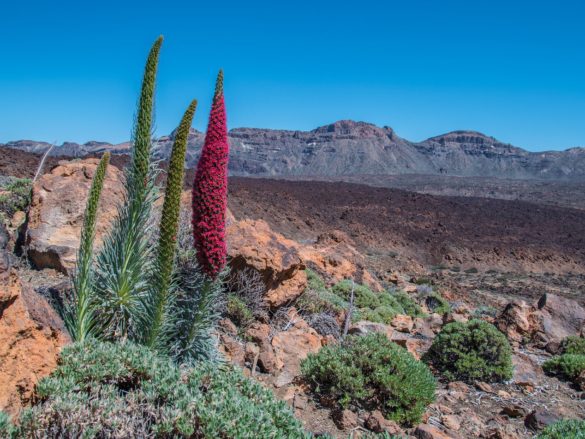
[414,317,436,338]
[495,300,535,344]
[271,312,322,377]
[227,218,307,308]
[501,405,527,418]
[475,381,494,393]
[497,390,512,399]
[414,423,457,439]
[245,323,279,373]
[524,410,560,431]
[512,352,544,388]
[349,320,394,338]
[391,314,414,333]
[390,332,429,359]
[443,312,469,324]
[219,334,245,366]
[365,410,402,434]
[537,293,585,343]
[441,415,461,431]
[218,318,238,336]
[333,409,358,430]
[576,370,585,391]
[0,269,70,416]
[26,158,124,274]
[447,381,469,393]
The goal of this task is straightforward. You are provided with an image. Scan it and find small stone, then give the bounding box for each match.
[497,390,512,399]
[333,409,358,430]
[441,414,461,431]
[218,318,238,335]
[391,314,414,333]
[501,405,527,418]
[414,423,455,439]
[448,381,469,393]
[475,381,494,393]
[525,410,560,431]
[365,410,402,434]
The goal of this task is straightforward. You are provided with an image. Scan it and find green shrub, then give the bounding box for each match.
[543,354,585,381]
[306,268,327,291]
[332,280,379,309]
[560,336,585,355]
[7,340,309,438]
[423,292,450,315]
[359,305,399,324]
[0,412,16,438]
[226,294,254,328]
[424,319,513,383]
[536,419,585,439]
[301,333,436,426]
[0,177,31,222]
[392,292,425,318]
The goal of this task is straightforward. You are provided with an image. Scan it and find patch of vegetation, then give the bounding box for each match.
[1,341,309,438]
[392,291,425,318]
[332,280,381,309]
[560,336,585,355]
[543,354,585,381]
[464,267,479,274]
[226,294,254,328]
[471,305,498,319]
[301,333,436,426]
[423,319,513,383]
[536,419,585,439]
[0,177,32,223]
[422,292,451,315]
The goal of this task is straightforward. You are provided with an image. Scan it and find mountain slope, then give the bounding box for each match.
[3,120,585,180]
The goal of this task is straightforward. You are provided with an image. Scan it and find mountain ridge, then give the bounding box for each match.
[2,120,585,181]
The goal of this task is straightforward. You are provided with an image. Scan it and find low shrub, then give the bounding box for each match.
[306,312,340,338]
[226,294,255,328]
[296,287,349,316]
[536,419,585,439]
[424,319,513,383]
[543,354,585,381]
[560,336,585,355]
[360,305,400,325]
[6,340,309,438]
[0,177,31,223]
[391,291,425,318]
[332,280,379,309]
[301,333,436,426]
[423,292,450,315]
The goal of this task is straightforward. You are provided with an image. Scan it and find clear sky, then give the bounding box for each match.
[1,0,584,150]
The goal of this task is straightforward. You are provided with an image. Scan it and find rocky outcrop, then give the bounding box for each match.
[0,254,69,415]
[496,293,585,346]
[227,218,307,308]
[25,158,124,274]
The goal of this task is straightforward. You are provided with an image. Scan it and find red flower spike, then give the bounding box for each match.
[192,70,229,278]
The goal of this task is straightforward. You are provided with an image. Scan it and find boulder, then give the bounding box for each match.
[496,293,585,346]
[271,309,322,380]
[227,219,307,308]
[349,320,394,338]
[0,267,70,415]
[391,314,414,333]
[512,352,544,388]
[365,410,402,434]
[26,158,124,274]
[537,293,585,343]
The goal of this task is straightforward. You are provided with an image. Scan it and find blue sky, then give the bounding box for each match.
[1,0,584,150]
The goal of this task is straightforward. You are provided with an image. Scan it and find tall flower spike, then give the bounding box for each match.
[192,70,229,278]
[148,99,198,349]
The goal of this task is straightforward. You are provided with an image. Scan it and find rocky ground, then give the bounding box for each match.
[1,153,584,438]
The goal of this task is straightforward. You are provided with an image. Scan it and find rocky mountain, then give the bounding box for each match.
[3,120,585,180]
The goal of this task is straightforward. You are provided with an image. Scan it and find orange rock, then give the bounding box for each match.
[0,269,70,416]
[391,314,414,333]
[26,158,124,274]
[227,218,307,308]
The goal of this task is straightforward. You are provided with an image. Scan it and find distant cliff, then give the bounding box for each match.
[3,120,585,180]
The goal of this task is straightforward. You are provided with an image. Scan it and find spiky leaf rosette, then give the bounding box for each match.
[66,153,110,341]
[94,37,162,340]
[147,99,198,350]
[192,70,229,278]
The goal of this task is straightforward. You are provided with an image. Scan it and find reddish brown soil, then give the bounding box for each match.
[227,178,585,277]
